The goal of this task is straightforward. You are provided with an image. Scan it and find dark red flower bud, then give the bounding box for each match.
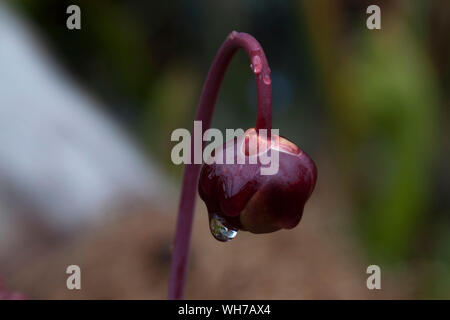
[199,128,317,241]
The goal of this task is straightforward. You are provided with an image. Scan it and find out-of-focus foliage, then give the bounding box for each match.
[6,0,450,298]
[301,0,439,262]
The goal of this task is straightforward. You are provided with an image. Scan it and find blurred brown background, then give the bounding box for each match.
[0,0,449,299]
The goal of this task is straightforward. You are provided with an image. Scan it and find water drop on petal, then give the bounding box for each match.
[209,214,238,242]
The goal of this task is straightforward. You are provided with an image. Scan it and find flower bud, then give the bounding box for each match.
[199,128,317,241]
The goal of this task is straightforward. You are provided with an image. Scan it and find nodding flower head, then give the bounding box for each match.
[169,32,318,299]
[199,128,317,241]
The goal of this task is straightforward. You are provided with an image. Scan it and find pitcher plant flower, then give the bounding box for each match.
[168,31,317,299]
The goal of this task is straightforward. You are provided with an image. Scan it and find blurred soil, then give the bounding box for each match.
[2,160,414,299]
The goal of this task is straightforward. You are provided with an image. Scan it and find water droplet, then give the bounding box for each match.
[251,55,262,74]
[263,74,271,85]
[209,214,238,242]
[229,31,238,40]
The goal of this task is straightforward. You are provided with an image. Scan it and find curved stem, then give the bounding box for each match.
[168,31,272,300]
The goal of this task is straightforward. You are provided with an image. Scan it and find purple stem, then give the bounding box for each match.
[168,31,272,300]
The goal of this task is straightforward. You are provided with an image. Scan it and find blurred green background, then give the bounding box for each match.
[3,0,450,298]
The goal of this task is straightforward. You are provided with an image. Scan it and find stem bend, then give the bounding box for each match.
[168,31,272,300]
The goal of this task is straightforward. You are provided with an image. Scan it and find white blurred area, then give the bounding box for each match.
[0,3,168,260]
